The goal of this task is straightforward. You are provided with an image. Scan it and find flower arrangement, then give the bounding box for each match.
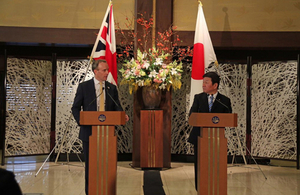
[119,48,183,94]
[116,13,192,94]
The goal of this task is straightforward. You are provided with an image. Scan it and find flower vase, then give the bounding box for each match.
[142,86,162,110]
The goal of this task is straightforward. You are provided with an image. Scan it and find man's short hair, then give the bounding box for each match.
[92,59,108,72]
[203,72,220,88]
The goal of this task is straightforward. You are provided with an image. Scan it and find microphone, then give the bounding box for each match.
[214,98,231,113]
[106,86,122,110]
[87,87,104,109]
[206,93,231,113]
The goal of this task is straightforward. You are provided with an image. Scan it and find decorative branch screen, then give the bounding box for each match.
[5,59,297,160]
[252,61,297,160]
[5,58,52,156]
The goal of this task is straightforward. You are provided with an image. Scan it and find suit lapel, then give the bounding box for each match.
[202,93,209,112]
[211,93,222,113]
[105,81,108,110]
[211,92,222,112]
[89,79,97,111]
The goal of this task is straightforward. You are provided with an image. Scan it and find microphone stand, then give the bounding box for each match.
[212,95,267,179]
[35,112,85,176]
[35,59,94,177]
[230,127,247,166]
[229,126,267,180]
[54,86,105,170]
[106,88,121,109]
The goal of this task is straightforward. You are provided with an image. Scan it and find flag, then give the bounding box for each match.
[90,2,117,85]
[189,2,217,108]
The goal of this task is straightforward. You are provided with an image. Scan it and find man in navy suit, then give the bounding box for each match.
[72,59,128,195]
[188,71,232,190]
[0,168,22,195]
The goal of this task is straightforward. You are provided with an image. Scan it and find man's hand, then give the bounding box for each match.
[125,114,129,122]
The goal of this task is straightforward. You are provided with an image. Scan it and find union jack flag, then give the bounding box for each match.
[91,2,117,85]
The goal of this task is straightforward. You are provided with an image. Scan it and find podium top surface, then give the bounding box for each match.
[189,113,237,128]
[80,111,126,126]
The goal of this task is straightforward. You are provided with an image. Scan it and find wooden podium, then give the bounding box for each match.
[80,111,125,195]
[189,113,237,195]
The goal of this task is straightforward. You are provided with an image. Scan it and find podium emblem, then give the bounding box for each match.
[98,114,106,122]
[212,116,220,124]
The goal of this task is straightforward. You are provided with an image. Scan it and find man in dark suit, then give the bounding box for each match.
[188,71,232,190]
[0,168,22,195]
[71,59,128,195]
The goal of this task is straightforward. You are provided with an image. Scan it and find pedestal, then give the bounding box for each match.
[140,110,163,168]
[132,88,171,168]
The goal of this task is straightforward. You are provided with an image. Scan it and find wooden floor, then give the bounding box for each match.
[1,156,300,195]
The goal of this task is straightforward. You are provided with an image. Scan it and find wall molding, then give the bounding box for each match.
[1,26,300,49]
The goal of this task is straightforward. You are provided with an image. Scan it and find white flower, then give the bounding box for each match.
[149,70,158,78]
[159,83,167,90]
[143,61,150,69]
[170,68,177,75]
[136,80,144,86]
[142,52,147,59]
[154,58,163,65]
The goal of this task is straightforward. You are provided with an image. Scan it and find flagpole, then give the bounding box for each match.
[196,0,218,68]
[57,0,112,160]
[152,0,156,48]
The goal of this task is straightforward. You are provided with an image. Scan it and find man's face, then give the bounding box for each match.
[94,62,109,82]
[202,77,218,95]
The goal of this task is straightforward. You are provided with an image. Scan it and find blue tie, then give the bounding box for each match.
[209,95,214,112]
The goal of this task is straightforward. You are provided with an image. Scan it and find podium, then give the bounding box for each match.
[80,111,125,195]
[189,113,237,195]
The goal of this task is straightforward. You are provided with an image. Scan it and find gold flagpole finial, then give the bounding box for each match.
[215,60,219,67]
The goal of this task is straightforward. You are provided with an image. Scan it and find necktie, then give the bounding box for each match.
[99,82,104,111]
[209,95,214,112]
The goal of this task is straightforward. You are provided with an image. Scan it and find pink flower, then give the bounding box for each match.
[135,70,140,75]
[154,79,162,83]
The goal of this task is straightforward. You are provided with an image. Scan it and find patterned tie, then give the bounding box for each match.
[99,82,104,111]
[209,95,214,112]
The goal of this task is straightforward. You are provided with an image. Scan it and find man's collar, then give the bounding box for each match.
[94,77,105,85]
[207,92,218,99]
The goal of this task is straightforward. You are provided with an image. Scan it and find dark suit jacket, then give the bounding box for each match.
[71,78,123,142]
[0,168,22,195]
[188,92,232,145]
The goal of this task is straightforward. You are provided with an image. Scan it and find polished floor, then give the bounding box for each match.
[1,159,300,195]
